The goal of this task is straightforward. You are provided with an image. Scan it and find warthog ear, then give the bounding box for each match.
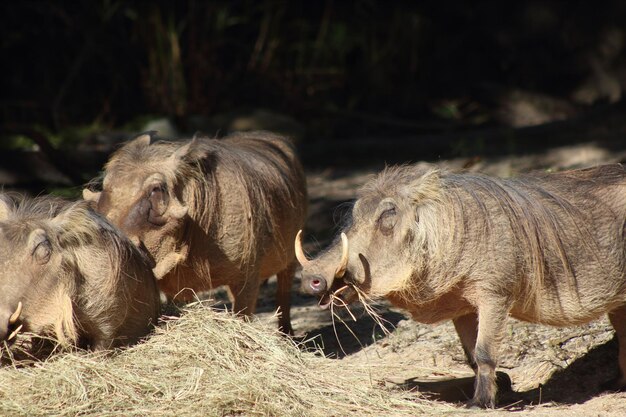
[126,131,156,150]
[405,169,441,203]
[169,138,198,163]
[169,137,209,169]
[82,188,101,204]
[0,195,13,220]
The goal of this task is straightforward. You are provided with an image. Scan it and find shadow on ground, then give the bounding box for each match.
[187,276,406,359]
[295,308,406,359]
[392,337,620,410]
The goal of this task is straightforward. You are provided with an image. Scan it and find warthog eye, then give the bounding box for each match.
[378,207,397,234]
[32,239,51,265]
[147,183,169,226]
[149,184,165,197]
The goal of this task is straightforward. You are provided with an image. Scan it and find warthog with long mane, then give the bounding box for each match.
[0,194,160,351]
[84,131,307,334]
[297,163,626,407]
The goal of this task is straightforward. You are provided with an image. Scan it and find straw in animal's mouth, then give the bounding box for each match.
[331,283,392,333]
[352,286,392,337]
[325,283,394,357]
[319,293,333,310]
[319,284,357,310]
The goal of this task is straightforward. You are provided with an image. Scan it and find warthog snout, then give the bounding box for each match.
[295,230,352,309]
[0,301,23,342]
[0,309,9,341]
[300,274,327,295]
[295,230,330,296]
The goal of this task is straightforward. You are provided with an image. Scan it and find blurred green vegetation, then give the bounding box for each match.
[2,1,626,147]
[3,124,104,150]
[46,186,84,200]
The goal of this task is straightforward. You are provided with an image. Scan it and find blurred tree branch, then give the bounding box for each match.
[2,126,85,185]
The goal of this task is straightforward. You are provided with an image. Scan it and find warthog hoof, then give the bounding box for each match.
[465,372,512,409]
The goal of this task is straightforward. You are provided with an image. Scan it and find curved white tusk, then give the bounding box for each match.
[9,301,22,325]
[7,324,23,341]
[294,230,310,267]
[334,232,349,278]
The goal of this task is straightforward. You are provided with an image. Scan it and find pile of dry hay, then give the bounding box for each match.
[0,303,454,416]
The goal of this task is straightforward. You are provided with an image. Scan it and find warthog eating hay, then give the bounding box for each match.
[0,194,160,351]
[84,131,307,334]
[297,163,626,407]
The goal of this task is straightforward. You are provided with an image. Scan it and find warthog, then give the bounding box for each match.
[0,194,160,350]
[297,163,626,407]
[83,131,307,334]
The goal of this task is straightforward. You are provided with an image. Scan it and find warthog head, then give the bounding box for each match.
[297,165,439,309]
[0,195,72,343]
[0,194,160,349]
[83,132,194,278]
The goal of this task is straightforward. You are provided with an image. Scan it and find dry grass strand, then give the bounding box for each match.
[0,304,449,416]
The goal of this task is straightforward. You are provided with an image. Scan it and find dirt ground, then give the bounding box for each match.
[248,140,626,416]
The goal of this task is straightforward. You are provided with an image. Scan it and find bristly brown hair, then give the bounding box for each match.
[104,131,307,276]
[0,194,153,346]
[357,164,626,316]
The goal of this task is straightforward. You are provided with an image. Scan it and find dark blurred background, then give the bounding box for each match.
[2,0,626,191]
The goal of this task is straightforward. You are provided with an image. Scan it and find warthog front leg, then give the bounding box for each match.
[608,305,626,390]
[471,302,509,408]
[453,312,478,371]
[276,262,295,335]
[230,277,260,319]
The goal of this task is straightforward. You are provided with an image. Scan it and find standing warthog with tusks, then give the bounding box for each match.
[83,131,307,334]
[296,163,626,408]
[0,194,160,351]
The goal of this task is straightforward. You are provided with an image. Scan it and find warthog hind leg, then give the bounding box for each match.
[607,305,626,390]
[453,312,479,372]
